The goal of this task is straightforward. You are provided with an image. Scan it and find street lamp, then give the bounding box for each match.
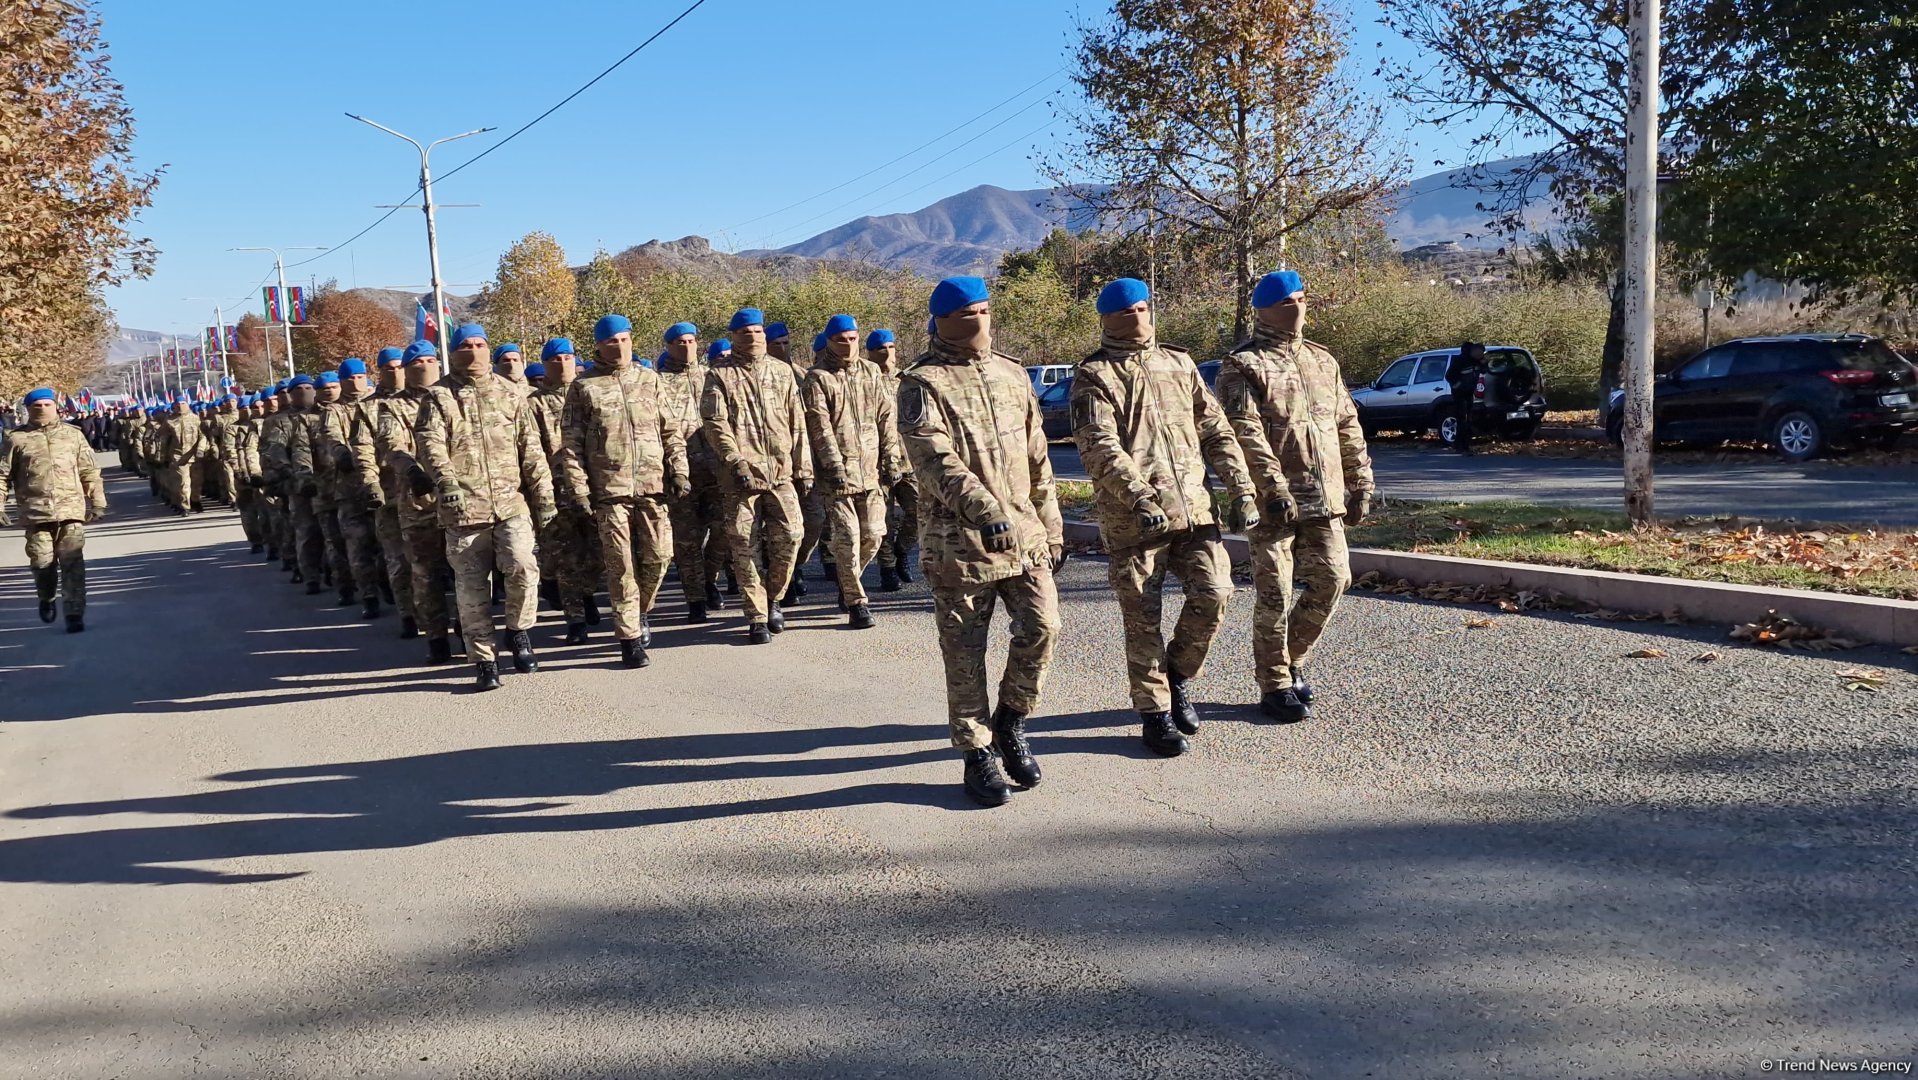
[346,115,493,358]
[230,245,327,379]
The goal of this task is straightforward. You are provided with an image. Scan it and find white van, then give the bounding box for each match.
[1026,365,1072,392]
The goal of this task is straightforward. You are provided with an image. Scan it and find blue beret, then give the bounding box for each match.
[663,322,697,344]
[823,313,857,337]
[594,314,631,342]
[337,358,367,377]
[23,387,55,404]
[541,338,575,360]
[450,322,486,347]
[1252,270,1306,308]
[523,362,546,380]
[657,350,670,366]
[707,339,731,360]
[316,371,340,386]
[765,321,788,340]
[375,347,405,366]
[865,329,895,350]
[220,394,237,404]
[580,360,595,371]
[289,374,314,388]
[402,339,438,364]
[491,343,522,361]
[729,308,764,331]
[929,276,989,317]
[812,333,826,353]
[1097,277,1151,315]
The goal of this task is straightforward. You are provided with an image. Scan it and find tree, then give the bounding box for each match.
[477,231,577,349]
[564,250,647,353]
[0,0,160,399]
[1045,0,1405,338]
[291,285,407,374]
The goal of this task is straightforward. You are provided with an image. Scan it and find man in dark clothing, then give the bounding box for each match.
[1445,342,1485,454]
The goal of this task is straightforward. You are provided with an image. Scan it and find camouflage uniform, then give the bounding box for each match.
[259,409,300,569]
[157,409,203,511]
[529,381,602,626]
[287,406,349,587]
[378,387,451,640]
[414,371,555,664]
[1216,330,1375,691]
[119,412,146,476]
[701,345,812,624]
[1072,336,1255,713]
[202,409,234,504]
[802,348,902,607]
[1,417,106,620]
[230,410,266,551]
[322,393,387,602]
[364,389,417,624]
[657,356,729,607]
[898,339,1064,749]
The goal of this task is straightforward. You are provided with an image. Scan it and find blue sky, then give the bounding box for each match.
[101,0,1523,335]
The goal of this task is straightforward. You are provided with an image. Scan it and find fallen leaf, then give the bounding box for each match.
[1626,648,1668,658]
[1691,651,1720,662]
[1842,679,1882,692]
[1903,645,1918,655]
[1463,616,1496,629]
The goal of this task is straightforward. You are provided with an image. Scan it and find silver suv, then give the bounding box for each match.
[1350,345,1547,444]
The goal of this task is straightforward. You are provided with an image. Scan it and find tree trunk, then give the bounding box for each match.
[1233,232,1253,342]
[1597,270,1626,425]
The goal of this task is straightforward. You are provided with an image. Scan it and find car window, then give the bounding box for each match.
[1817,339,1901,372]
[1040,380,1071,406]
[1483,348,1534,372]
[1729,345,1791,376]
[1414,354,1449,384]
[1198,361,1220,389]
[1375,358,1415,389]
[1677,347,1734,380]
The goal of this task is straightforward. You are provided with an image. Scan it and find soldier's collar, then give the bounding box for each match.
[928,337,992,364]
[1099,333,1155,354]
[1251,326,1305,347]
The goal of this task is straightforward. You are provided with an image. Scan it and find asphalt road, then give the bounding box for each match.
[1048,442,1918,526]
[3,471,1916,1079]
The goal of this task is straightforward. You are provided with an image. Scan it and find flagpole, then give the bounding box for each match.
[216,304,230,384]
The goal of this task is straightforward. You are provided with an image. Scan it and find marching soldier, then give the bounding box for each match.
[288,372,352,600]
[157,398,204,515]
[259,383,302,577]
[493,343,533,398]
[1,388,108,632]
[230,394,268,555]
[865,328,917,591]
[323,358,388,619]
[657,322,730,622]
[381,341,457,662]
[527,339,603,642]
[802,314,902,629]
[366,347,418,636]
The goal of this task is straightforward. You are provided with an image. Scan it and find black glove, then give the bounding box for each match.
[300,478,319,498]
[1223,494,1260,532]
[1344,491,1374,527]
[979,519,1015,553]
[87,503,107,523]
[365,489,385,511]
[1264,497,1296,526]
[731,460,756,489]
[1049,543,1068,572]
[439,488,464,514]
[1136,497,1169,536]
[407,464,433,498]
[331,445,355,471]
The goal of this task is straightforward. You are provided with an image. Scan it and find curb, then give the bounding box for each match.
[1061,520,1918,646]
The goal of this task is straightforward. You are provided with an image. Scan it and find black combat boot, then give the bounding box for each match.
[619,637,650,669]
[990,705,1041,788]
[427,636,452,665]
[962,748,1012,808]
[564,622,589,645]
[361,595,381,619]
[847,602,875,630]
[491,575,505,605]
[474,661,502,691]
[65,614,85,634]
[878,565,901,592]
[1142,711,1190,757]
[38,599,56,624]
[305,580,323,595]
[685,602,708,624]
[1259,687,1311,724]
[539,579,559,609]
[378,578,395,605]
[723,569,740,596]
[781,580,803,606]
[1291,664,1314,705]
[748,622,771,644]
[639,614,652,648]
[582,594,601,626]
[400,615,419,639]
[820,561,837,585]
[766,602,786,634]
[337,586,357,607]
[1167,664,1201,735]
[508,630,538,674]
[250,542,263,554]
[894,555,912,584]
[703,581,724,610]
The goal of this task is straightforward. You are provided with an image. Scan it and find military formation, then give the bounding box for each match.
[4,269,1371,808]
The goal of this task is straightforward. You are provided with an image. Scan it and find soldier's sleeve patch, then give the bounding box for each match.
[899,382,928,428]
[1071,393,1097,429]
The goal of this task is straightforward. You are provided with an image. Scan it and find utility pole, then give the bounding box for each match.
[1621,0,1660,528]
[232,245,326,378]
[347,114,493,359]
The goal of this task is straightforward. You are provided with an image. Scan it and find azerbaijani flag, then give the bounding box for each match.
[264,286,282,323]
[287,286,307,324]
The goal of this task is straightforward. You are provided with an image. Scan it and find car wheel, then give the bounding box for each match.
[1437,413,1459,446]
[1771,410,1824,462]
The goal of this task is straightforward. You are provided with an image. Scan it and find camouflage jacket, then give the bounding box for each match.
[258,413,297,490]
[559,364,687,506]
[322,396,384,501]
[157,413,204,467]
[657,361,722,484]
[375,387,437,526]
[897,340,1063,586]
[803,352,902,494]
[0,420,105,524]
[1215,330,1374,520]
[286,407,339,504]
[526,386,575,507]
[232,417,263,481]
[1071,338,1254,549]
[414,371,554,528]
[701,350,812,494]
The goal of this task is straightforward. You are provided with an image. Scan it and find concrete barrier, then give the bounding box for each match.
[1061,520,1918,646]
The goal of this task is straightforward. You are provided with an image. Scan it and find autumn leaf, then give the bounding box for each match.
[1625,648,1668,658]
[1463,616,1496,629]
[1691,651,1720,662]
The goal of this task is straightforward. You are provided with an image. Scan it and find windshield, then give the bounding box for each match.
[1484,348,1536,372]
[1819,339,1904,371]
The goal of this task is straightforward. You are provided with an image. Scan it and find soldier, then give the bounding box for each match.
[275,375,326,590]
[382,340,457,662]
[1072,278,1259,756]
[803,314,902,630]
[119,406,146,476]
[1216,270,1375,723]
[289,372,353,600]
[229,394,266,555]
[199,400,231,506]
[493,343,533,398]
[701,308,811,644]
[259,383,302,577]
[157,398,204,516]
[865,328,918,592]
[527,339,603,641]
[366,347,419,636]
[414,323,556,691]
[898,276,1064,808]
[323,358,388,619]
[1,388,108,632]
[559,315,688,668]
[656,322,730,622]
[781,327,830,605]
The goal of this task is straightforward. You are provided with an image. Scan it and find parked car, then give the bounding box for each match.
[1605,333,1917,461]
[1350,345,1547,444]
[1038,375,1075,440]
[1026,364,1072,393]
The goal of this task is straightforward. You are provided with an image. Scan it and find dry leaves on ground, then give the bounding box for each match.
[1626,648,1668,659]
[1463,616,1496,629]
[1692,651,1721,662]
[1837,669,1887,692]
[1729,610,1863,651]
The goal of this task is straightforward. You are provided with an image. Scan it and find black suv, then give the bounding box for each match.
[1607,334,1916,460]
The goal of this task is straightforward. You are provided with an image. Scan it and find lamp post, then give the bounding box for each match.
[231,245,327,379]
[1620,0,1661,527]
[183,297,235,385]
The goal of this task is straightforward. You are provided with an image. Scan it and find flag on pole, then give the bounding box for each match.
[190,347,205,370]
[205,326,220,353]
[224,324,238,352]
[264,286,282,323]
[415,299,436,344]
[287,286,308,323]
[165,347,178,366]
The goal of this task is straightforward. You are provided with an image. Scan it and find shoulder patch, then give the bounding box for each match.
[898,380,930,428]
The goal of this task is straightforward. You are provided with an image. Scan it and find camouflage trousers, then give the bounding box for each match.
[539,508,600,624]
[825,488,887,607]
[878,478,918,572]
[1247,516,1352,692]
[376,504,414,622]
[794,479,830,574]
[166,463,195,510]
[930,567,1060,750]
[288,492,327,582]
[314,494,350,590]
[1107,525,1235,714]
[445,514,539,664]
[402,516,451,639]
[595,496,672,641]
[233,482,262,545]
[24,521,86,619]
[667,483,727,607]
[335,498,384,598]
[720,483,802,624]
[273,487,296,564]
